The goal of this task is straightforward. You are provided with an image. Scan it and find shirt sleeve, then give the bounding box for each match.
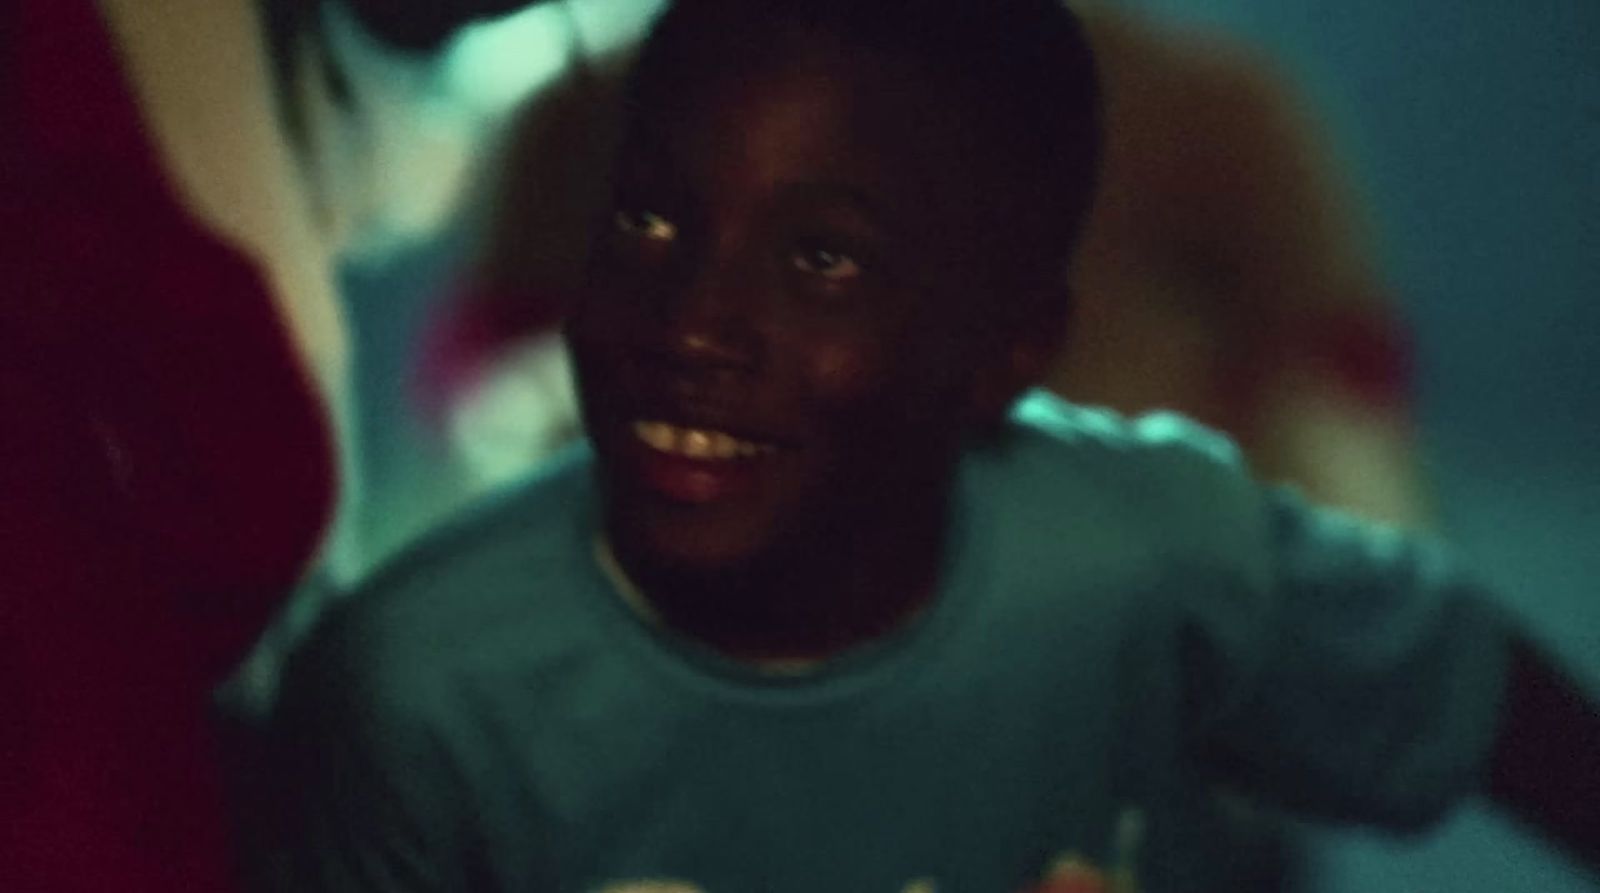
[263,611,473,892]
[1186,486,1514,830]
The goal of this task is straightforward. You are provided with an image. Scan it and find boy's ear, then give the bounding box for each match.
[967,282,1073,427]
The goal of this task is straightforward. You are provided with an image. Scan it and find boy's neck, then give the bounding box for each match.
[600,494,953,667]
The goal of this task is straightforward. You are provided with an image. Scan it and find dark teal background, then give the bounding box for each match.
[1127,1,1598,888]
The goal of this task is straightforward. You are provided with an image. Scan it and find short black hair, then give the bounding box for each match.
[626,0,1103,294]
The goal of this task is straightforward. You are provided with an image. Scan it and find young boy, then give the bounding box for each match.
[270,1,1598,890]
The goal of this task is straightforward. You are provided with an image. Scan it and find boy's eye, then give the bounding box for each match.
[790,246,863,282]
[613,209,678,243]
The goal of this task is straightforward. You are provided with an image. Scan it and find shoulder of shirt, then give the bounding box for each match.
[366,443,590,586]
[292,445,595,687]
[1006,389,1244,470]
[991,391,1267,561]
[998,392,1282,651]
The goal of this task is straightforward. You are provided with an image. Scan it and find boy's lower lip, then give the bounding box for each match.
[626,439,771,504]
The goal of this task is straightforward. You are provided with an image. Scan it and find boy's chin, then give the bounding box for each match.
[604,503,789,589]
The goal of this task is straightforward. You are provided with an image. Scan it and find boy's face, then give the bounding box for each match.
[568,32,1041,583]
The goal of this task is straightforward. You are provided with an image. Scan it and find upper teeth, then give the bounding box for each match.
[634,421,774,459]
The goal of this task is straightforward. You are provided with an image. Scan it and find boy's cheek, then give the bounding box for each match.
[802,332,899,409]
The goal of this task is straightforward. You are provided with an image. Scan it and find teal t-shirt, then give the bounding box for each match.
[271,394,1510,893]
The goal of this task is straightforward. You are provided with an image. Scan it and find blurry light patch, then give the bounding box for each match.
[449,334,581,491]
[442,4,578,116]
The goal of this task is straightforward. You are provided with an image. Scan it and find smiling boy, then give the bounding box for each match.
[269,1,1597,890]
[565,2,1098,663]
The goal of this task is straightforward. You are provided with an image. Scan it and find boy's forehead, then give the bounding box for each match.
[625,34,1009,225]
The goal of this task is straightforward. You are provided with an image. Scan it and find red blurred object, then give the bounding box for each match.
[412,280,567,430]
[1,1,335,890]
[1296,304,1416,409]
[1218,300,1417,444]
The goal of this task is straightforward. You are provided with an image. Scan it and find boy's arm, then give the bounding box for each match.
[1488,638,1600,869]
[1186,480,1599,870]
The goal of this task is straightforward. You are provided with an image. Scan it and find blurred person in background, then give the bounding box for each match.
[0,0,538,888]
[1050,1,1429,528]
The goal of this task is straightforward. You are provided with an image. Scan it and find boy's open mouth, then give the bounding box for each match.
[624,418,787,504]
[632,420,779,460]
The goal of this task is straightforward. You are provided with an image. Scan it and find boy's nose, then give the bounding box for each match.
[652,254,761,372]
